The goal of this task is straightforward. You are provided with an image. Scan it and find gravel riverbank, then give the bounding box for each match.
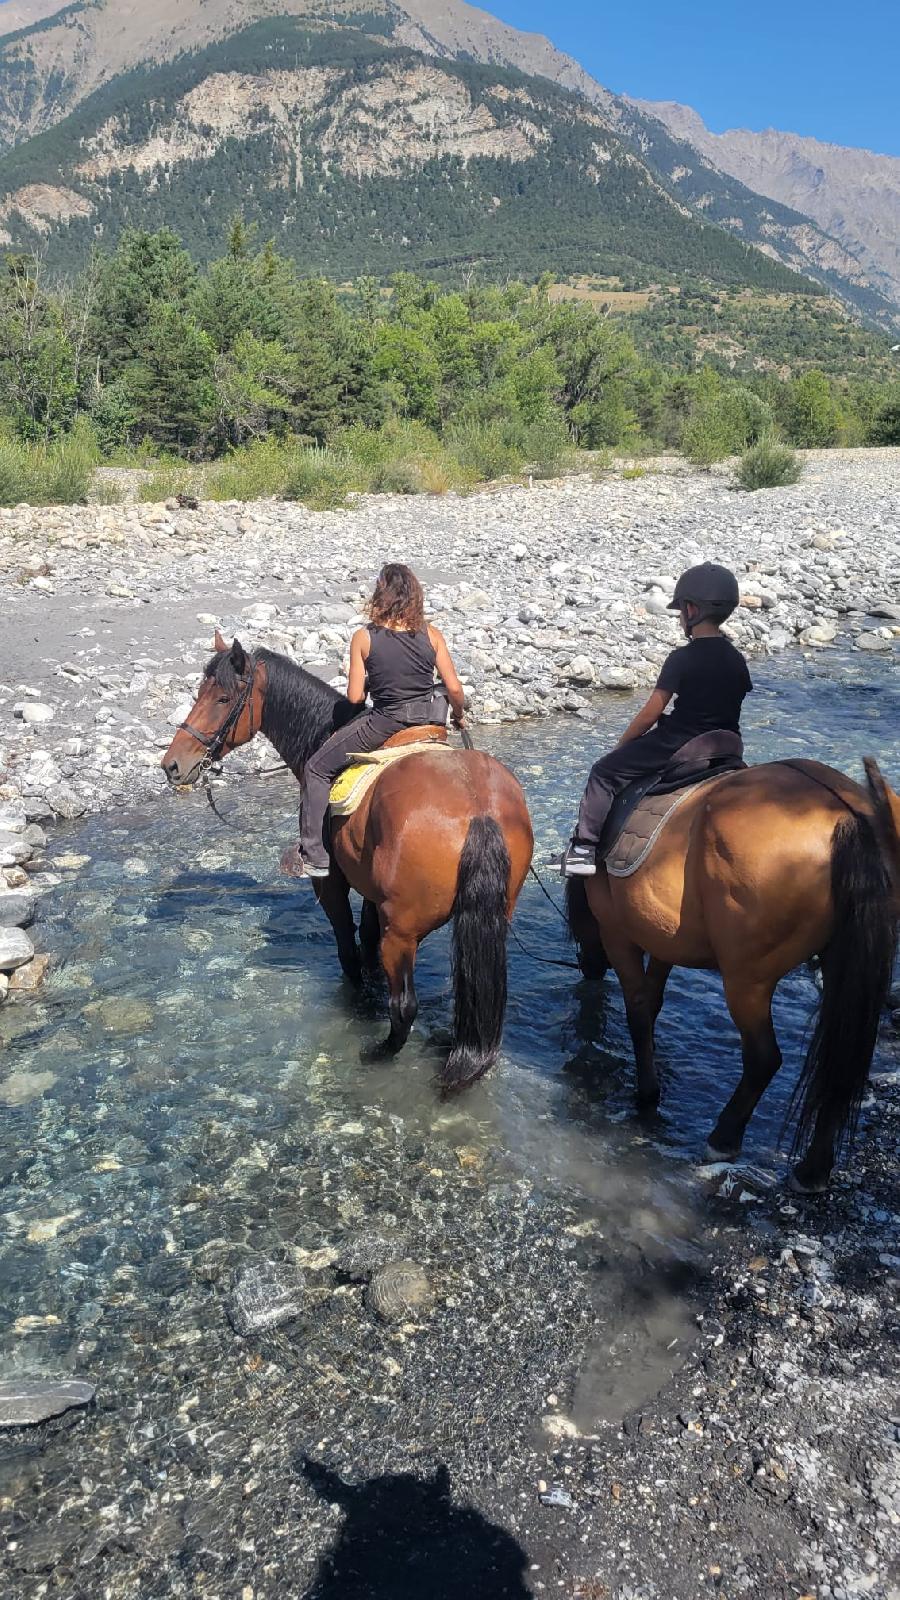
[1,449,898,827]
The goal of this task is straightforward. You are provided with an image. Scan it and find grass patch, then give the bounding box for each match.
[136,463,202,503]
[0,419,99,506]
[736,434,802,491]
[281,445,358,510]
[621,466,647,480]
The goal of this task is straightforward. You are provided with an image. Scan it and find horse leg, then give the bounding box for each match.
[610,941,659,1109]
[706,979,782,1161]
[646,957,672,1027]
[359,898,381,968]
[314,872,361,985]
[363,926,419,1060]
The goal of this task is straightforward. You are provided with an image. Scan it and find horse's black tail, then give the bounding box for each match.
[790,763,898,1166]
[443,816,510,1093]
[565,876,610,980]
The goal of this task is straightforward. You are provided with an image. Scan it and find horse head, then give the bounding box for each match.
[161,633,266,787]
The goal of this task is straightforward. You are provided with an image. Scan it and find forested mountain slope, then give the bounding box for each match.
[0,0,896,331]
[0,17,817,289]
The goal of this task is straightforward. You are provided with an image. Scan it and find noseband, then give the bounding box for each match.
[178,654,259,779]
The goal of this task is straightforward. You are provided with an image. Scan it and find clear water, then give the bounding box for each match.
[0,649,897,1443]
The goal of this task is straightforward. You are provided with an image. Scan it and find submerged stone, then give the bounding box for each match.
[225,1259,305,1337]
[0,1069,57,1106]
[0,1377,95,1428]
[83,996,154,1033]
[366,1260,434,1322]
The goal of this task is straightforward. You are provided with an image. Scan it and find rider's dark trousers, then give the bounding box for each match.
[300,710,408,869]
[575,722,690,845]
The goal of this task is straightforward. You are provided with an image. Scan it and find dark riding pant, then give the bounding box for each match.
[300,698,438,870]
[575,723,690,845]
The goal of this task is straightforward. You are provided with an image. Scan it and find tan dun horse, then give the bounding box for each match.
[566,757,899,1191]
[162,636,533,1087]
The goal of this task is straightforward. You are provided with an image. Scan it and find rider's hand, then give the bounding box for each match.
[452,711,466,729]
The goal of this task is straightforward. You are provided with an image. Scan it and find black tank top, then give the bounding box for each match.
[366,626,436,714]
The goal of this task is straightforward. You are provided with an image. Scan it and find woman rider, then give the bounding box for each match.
[296,563,466,878]
[562,562,752,877]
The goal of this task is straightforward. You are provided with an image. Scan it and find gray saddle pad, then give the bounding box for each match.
[603,771,730,878]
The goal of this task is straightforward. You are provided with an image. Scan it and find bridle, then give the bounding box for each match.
[176,653,260,790]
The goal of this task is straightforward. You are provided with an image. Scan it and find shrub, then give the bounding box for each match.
[444,419,524,481]
[282,446,357,510]
[736,434,802,491]
[137,463,201,503]
[206,437,291,501]
[0,418,98,506]
[370,457,426,495]
[519,415,573,479]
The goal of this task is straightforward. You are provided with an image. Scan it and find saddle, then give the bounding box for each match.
[329,725,449,818]
[599,730,746,878]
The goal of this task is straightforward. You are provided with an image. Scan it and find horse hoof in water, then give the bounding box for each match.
[702,1140,742,1165]
[360,1036,403,1064]
[788,1166,830,1196]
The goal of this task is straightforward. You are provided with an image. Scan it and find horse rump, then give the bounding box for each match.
[790,763,898,1179]
[443,816,511,1092]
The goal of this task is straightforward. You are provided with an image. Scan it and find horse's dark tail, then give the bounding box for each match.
[565,876,610,980]
[443,816,510,1093]
[790,762,898,1168]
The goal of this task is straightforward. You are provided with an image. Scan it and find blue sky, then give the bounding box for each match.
[490,0,900,156]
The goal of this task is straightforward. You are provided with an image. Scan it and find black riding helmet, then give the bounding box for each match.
[667,562,740,629]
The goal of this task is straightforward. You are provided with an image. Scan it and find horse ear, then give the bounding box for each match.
[214,628,228,653]
[230,637,247,675]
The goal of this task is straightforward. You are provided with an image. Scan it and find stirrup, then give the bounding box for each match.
[561,841,597,878]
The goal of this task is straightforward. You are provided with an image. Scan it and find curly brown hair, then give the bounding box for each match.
[367,563,426,632]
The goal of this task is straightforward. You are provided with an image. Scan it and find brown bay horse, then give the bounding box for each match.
[567,758,899,1191]
[161,637,534,1087]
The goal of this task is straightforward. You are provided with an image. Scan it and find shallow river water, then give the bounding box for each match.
[1,649,898,1593]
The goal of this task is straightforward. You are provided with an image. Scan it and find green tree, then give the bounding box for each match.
[784,370,842,447]
[126,304,216,450]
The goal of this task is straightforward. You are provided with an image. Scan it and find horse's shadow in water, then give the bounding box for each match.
[298,1458,531,1600]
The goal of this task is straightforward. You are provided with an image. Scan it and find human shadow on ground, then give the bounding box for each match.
[298,1458,531,1599]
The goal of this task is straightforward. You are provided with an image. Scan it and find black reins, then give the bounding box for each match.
[177,653,266,829]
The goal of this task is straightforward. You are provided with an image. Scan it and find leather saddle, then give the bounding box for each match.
[597,730,746,862]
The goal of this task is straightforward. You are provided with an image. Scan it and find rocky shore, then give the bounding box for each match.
[1,449,898,834]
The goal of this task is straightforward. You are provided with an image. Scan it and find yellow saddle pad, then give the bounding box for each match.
[329,741,452,819]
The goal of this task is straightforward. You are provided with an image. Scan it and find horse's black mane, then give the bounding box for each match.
[206,646,356,771]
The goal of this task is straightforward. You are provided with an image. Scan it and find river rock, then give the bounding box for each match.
[566,655,594,686]
[867,601,900,622]
[0,832,33,866]
[597,665,637,690]
[14,703,55,725]
[366,1260,434,1321]
[10,953,51,991]
[337,1228,410,1282]
[83,996,154,1033]
[0,889,35,927]
[0,1377,96,1428]
[226,1259,306,1336]
[801,623,838,647]
[0,927,34,971]
[856,631,893,652]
